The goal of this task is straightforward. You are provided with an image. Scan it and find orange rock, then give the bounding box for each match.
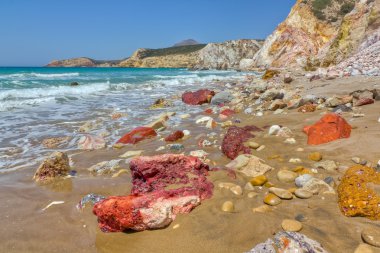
[116,127,157,144]
[298,104,316,113]
[303,113,351,145]
[338,165,380,220]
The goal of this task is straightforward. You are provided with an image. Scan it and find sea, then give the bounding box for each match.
[0,67,251,171]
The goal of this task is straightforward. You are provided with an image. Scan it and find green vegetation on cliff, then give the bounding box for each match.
[140,44,207,58]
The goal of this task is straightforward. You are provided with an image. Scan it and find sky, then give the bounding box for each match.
[0,0,295,66]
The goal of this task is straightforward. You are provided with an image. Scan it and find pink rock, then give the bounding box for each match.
[355,98,374,106]
[78,134,106,150]
[93,154,213,232]
[182,89,215,105]
[222,126,262,159]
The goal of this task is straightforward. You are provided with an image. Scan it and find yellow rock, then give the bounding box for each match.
[263,193,282,206]
[308,152,322,162]
[250,175,268,186]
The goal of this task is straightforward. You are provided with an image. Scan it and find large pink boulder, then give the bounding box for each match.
[182,89,215,105]
[93,154,213,232]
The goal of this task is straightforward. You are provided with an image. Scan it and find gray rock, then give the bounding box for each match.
[211,91,233,105]
[362,227,380,248]
[314,160,338,172]
[295,174,314,188]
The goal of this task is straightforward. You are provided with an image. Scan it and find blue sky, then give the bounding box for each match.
[0,0,295,66]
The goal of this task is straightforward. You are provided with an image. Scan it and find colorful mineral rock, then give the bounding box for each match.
[93,154,213,232]
[303,113,351,145]
[181,89,215,105]
[116,126,157,144]
[33,151,70,182]
[221,126,262,159]
[338,165,380,220]
[164,130,184,142]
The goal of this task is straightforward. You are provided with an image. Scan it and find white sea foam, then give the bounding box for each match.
[0,72,80,79]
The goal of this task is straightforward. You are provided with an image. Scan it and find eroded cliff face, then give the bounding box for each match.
[119,48,202,68]
[252,0,380,69]
[195,40,263,70]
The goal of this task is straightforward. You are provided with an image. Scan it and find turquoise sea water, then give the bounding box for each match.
[0,67,250,171]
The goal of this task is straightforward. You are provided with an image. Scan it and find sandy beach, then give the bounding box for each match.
[1,73,380,253]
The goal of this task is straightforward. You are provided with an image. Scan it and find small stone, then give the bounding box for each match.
[112,169,128,178]
[264,193,282,206]
[281,219,302,232]
[119,150,143,158]
[252,205,271,213]
[230,185,243,195]
[284,138,296,144]
[250,175,268,186]
[256,145,265,151]
[295,174,314,188]
[352,157,362,164]
[308,152,322,162]
[362,228,380,248]
[296,148,304,152]
[113,143,124,149]
[248,192,259,198]
[268,125,281,135]
[168,144,184,151]
[314,160,338,172]
[277,170,298,183]
[294,189,313,199]
[269,187,293,200]
[323,176,335,186]
[222,201,234,213]
[354,243,374,253]
[179,114,191,119]
[247,141,260,149]
[295,214,307,222]
[172,224,180,229]
[289,158,302,163]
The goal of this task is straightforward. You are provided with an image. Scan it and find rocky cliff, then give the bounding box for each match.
[195,39,264,70]
[119,44,206,68]
[46,57,122,67]
[252,0,380,70]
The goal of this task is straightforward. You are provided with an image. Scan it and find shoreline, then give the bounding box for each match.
[1,73,380,252]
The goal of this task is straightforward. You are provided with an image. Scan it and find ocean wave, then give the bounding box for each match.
[0,72,80,79]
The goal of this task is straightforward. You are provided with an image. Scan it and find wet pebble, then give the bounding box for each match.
[221,201,235,213]
[281,219,303,232]
[362,228,380,248]
[252,205,271,213]
[230,185,243,195]
[277,170,298,183]
[295,174,314,188]
[247,192,259,198]
[294,189,313,199]
[308,152,322,162]
[250,175,268,186]
[269,187,293,200]
[264,193,282,206]
[247,141,260,149]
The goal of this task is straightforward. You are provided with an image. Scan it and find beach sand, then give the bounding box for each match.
[1,75,380,253]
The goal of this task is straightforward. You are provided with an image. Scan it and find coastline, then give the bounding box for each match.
[1,72,380,252]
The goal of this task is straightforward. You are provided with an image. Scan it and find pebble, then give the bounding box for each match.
[308,152,322,162]
[168,144,184,151]
[281,219,303,232]
[362,228,380,248]
[296,148,304,152]
[289,158,302,163]
[314,160,338,172]
[295,214,307,222]
[352,157,362,164]
[111,169,129,178]
[277,170,298,183]
[268,125,281,135]
[284,138,296,144]
[119,150,143,158]
[256,145,265,151]
[230,185,243,195]
[295,174,314,188]
[179,114,191,119]
[247,192,259,198]
[252,205,271,213]
[247,141,260,149]
[256,112,263,117]
[269,187,293,200]
[250,175,268,186]
[294,189,313,199]
[263,193,282,206]
[354,244,374,253]
[221,201,235,213]
[172,224,180,229]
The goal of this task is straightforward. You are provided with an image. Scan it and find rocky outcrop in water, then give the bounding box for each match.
[46,57,122,67]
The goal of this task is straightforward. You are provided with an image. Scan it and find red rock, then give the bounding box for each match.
[303,113,351,145]
[93,190,201,232]
[164,130,184,142]
[220,109,235,117]
[182,89,215,105]
[116,127,157,144]
[204,108,213,114]
[93,154,213,232]
[355,98,374,106]
[222,126,262,159]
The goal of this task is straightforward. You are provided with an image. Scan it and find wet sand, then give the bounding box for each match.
[1,75,380,253]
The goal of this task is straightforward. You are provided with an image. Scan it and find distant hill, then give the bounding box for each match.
[172,39,200,47]
[46,57,123,67]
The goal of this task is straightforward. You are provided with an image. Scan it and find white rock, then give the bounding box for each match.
[268,125,281,135]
